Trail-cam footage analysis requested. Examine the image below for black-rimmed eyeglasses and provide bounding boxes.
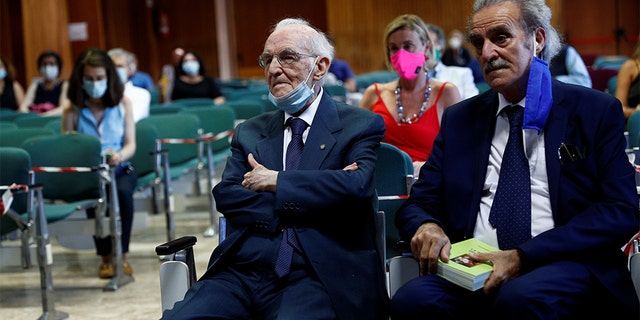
[258,49,317,68]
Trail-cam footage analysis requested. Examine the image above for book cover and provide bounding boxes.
[437,238,500,291]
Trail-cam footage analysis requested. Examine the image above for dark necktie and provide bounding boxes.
[274,117,307,277]
[488,105,531,250]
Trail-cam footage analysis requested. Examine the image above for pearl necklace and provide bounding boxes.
[395,73,432,124]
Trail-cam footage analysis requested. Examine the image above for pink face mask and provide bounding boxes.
[390,49,426,80]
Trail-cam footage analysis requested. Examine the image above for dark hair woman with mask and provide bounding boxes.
[0,55,26,111]
[359,14,461,178]
[19,50,69,116]
[62,48,137,279]
[171,49,226,105]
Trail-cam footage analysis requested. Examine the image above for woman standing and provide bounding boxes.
[19,50,69,116]
[359,14,461,177]
[62,48,137,279]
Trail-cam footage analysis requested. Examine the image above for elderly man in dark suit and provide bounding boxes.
[161,17,389,320]
[391,0,640,319]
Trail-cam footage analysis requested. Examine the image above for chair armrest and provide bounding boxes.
[155,235,197,256]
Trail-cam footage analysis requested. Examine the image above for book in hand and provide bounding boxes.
[437,238,500,291]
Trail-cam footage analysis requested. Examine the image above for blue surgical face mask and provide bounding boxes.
[116,67,129,84]
[0,68,6,80]
[268,58,317,115]
[40,65,59,80]
[83,79,108,99]
[523,35,553,134]
[182,61,200,76]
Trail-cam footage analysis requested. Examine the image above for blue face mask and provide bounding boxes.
[523,37,553,134]
[268,58,317,115]
[83,79,108,99]
[40,65,59,80]
[116,67,129,84]
[0,68,6,80]
[182,61,200,76]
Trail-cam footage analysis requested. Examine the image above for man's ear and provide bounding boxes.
[314,56,331,80]
[535,28,546,56]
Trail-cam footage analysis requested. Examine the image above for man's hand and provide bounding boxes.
[343,162,358,171]
[242,153,278,192]
[468,249,521,294]
[411,223,450,275]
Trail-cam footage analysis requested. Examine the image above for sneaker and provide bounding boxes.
[99,263,114,279]
[123,261,133,276]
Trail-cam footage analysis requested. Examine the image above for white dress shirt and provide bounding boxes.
[474,94,554,248]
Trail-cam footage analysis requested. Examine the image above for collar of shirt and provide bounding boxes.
[283,86,323,130]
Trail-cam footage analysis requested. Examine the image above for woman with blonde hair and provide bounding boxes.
[616,41,640,119]
[359,14,461,177]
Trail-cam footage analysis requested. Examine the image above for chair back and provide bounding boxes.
[138,113,201,166]
[375,142,414,259]
[149,102,185,115]
[0,147,31,235]
[323,84,347,102]
[130,122,159,178]
[22,133,102,202]
[0,127,56,148]
[587,67,618,92]
[224,99,265,121]
[355,70,398,92]
[172,98,215,108]
[0,121,17,130]
[15,115,62,128]
[628,112,640,148]
[180,105,235,153]
[593,55,628,71]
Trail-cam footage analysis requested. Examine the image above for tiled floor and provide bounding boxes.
[0,193,219,319]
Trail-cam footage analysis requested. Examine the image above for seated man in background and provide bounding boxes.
[161,17,389,319]
[108,48,150,122]
[426,24,479,99]
[127,53,156,92]
[328,57,357,93]
[549,43,592,88]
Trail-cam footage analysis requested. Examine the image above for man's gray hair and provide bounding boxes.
[272,18,334,86]
[107,48,134,65]
[468,0,562,62]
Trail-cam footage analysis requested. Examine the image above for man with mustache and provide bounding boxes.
[390,0,640,319]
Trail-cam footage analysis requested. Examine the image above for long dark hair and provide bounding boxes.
[67,48,124,108]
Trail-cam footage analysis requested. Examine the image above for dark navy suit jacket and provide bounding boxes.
[209,93,389,319]
[397,80,640,310]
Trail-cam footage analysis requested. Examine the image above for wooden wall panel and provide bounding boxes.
[20,0,73,83]
[561,0,638,57]
[233,0,327,79]
[326,0,476,75]
[101,0,159,81]
[0,0,26,86]
[67,0,106,61]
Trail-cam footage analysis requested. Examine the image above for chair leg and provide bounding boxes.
[33,187,69,320]
[203,142,217,238]
[161,152,175,242]
[103,166,134,292]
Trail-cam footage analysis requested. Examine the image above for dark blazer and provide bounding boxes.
[209,93,389,319]
[397,80,640,310]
